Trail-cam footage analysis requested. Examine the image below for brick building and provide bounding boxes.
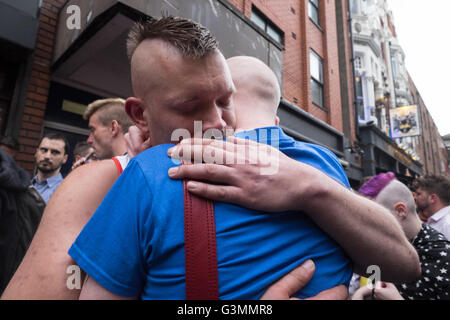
[409,78,448,176]
[443,134,450,175]
[0,0,445,186]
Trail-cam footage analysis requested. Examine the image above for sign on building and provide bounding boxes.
[390,105,421,139]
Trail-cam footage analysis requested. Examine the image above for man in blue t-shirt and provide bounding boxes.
[69,52,352,298]
[69,19,419,300]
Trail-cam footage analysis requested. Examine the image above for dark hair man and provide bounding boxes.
[71,141,96,171]
[353,173,450,300]
[31,132,69,203]
[73,141,94,162]
[84,98,133,160]
[414,175,450,240]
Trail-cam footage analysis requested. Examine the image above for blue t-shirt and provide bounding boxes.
[69,127,352,299]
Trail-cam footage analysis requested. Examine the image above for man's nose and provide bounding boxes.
[87,134,93,144]
[202,105,227,133]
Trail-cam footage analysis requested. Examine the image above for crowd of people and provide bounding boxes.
[0,16,449,300]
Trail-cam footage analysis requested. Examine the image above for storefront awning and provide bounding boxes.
[0,0,40,50]
[52,0,284,99]
[360,124,422,178]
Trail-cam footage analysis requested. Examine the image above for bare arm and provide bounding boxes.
[1,160,119,300]
[167,137,421,282]
[79,276,135,300]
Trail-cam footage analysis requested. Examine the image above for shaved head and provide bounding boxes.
[130,39,183,100]
[227,56,281,130]
[128,16,220,102]
[376,180,417,218]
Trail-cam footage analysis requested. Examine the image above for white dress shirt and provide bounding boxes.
[426,206,450,240]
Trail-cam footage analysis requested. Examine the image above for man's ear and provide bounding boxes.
[275,116,280,126]
[110,120,121,137]
[62,153,68,165]
[429,193,439,204]
[125,97,149,133]
[393,202,407,219]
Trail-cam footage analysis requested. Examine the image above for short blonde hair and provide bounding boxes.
[83,98,133,133]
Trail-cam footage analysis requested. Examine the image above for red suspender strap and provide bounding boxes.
[183,179,219,300]
[111,157,123,175]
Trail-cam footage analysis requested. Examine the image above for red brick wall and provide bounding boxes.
[16,0,66,174]
[227,0,344,134]
[16,0,350,174]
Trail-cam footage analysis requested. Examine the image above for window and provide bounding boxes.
[310,50,324,109]
[355,56,363,69]
[350,0,361,14]
[251,7,283,45]
[391,56,398,78]
[355,72,364,120]
[309,0,320,26]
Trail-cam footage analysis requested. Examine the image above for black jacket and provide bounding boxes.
[0,149,45,295]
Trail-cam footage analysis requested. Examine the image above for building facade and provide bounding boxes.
[0,0,446,186]
[347,0,448,183]
[409,78,449,177]
[443,134,450,175]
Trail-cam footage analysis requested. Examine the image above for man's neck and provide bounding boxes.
[405,215,423,241]
[112,138,128,157]
[235,121,276,133]
[37,170,60,182]
[426,202,447,219]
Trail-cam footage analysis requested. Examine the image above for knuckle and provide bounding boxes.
[215,186,228,200]
[204,163,217,175]
[175,165,186,177]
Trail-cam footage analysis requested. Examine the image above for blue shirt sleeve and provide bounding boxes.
[299,142,351,189]
[68,159,152,297]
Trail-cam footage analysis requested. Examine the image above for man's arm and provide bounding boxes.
[1,160,119,300]
[167,137,421,282]
[79,276,135,300]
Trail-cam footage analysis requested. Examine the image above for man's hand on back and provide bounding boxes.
[167,136,326,213]
[261,260,348,300]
